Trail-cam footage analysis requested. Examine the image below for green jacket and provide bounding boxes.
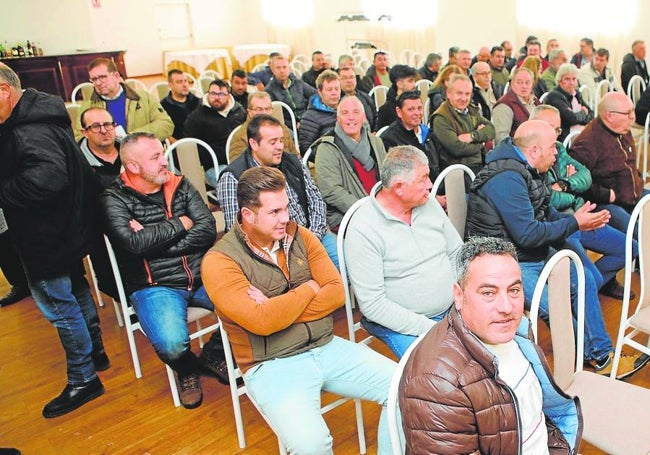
[75,83,174,141]
[431,100,495,168]
[540,67,558,93]
[547,141,591,212]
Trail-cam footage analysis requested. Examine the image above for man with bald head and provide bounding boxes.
[570,92,650,237]
[470,61,502,120]
[467,119,645,378]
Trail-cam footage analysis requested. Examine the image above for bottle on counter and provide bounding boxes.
[11,45,18,57]
[17,43,24,57]
[3,41,11,58]
[26,40,33,57]
[36,42,43,56]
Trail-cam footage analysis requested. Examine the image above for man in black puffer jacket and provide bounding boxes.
[0,64,107,418]
[100,132,222,410]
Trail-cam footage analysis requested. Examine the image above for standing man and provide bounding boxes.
[0,63,108,418]
[160,69,201,142]
[203,166,396,454]
[302,50,328,88]
[400,237,582,454]
[76,58,173,141]
[621,40,649,92]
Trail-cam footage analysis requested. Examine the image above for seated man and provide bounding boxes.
[313,96,387,231]
[540,48,568,93]
[228,91,299,163]
[298,70,341,154]
[570,37,594,69]
[345,146,463,357]
[100,132,225,409]
[264,55,317,125]
[578,48,623,93]
[338,66,376,130]
[376,65,417,130]
[160,69,201,142]
[79,107,121,189]
[470,61,503,121]
[417,52,442,82]
[301,50,328,88]
[229,69,254,110]
[400,237,582,454]
[76,58,173,141]
[247,52,279,90]
[359,51,391,93]
[516,40,550,72]
[217,114,338,268]
[202,166,396,454]
[380,91,440,185]
[570,92,650,237]
[466,119,646,378]
[489,45,510,91]
[431,74,495,176]
[492,68,540,143]
[621,40,649,92]
[183,79,246,186]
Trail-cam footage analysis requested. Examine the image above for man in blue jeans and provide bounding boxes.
[467,119,648,379]
[0,63,108,418]
[345,146,463,358]
[100,132,224,409]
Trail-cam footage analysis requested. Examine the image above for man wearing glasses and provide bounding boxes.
[470,61,503,121]
[79,107,121,189]
[75,58,173,142]
[227,91,299,163]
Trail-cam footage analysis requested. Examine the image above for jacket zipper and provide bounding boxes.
[617,136,639,199]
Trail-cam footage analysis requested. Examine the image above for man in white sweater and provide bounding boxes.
[344,145,463,358]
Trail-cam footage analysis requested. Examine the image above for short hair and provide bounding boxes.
[396,90,422,109]
[315,70,339,90]
[389,65,417,85]
[470,62,489,74]
[373,51,387,61]
[248,90,272,106]
[246,113,282,143]
[527,40,542,50]
[555,63,579,83]
[448,73,471,88]
[511,67,534,81]
[311,50,323,59]
[88,57,118,73]
[548,49,565,61]
[0,63,21,90]
[338,54,354,67]
[525,35,538,45]
[232,69,247,80]
[119,132,157,163]
[167,69,184,81]
[458,49,471,56]
[336,95,364,115]
[380,146,429,189]
[455,237,518,287]
[529,104,560,122]
[80,107,113,129]
[448,46,460,58]
[209,79,230,92]
[500,40,512,48]
[490,45,504,55]
[595,48,610,59]
[237,167,286,211]
[424,53,442,67]
[581,38,594,48]
[632,40,645,50]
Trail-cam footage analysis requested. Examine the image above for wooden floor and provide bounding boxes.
[0,267,648,454]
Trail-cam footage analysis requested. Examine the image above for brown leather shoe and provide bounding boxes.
[178,373,202,409]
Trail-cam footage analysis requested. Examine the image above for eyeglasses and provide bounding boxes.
[208,91,228,98]
[609,109,635,117]
[84,122,116,133]
[249,107,273,113]
[89,74,109,84]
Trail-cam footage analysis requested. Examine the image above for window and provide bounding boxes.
[362,0,438,28]
[262,0,313,28]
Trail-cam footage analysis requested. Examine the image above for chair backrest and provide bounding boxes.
[291,54,310,66]
[271,101,299,147]
[423,98,431,122]
[165,138,219,204]
[627,75,647,106]
[149,81,170,101]
[562,130,581,149]
[184,72,200,96]
[251,62,267,73]
[225,124,242,165]
[387,331,428,455]
[71,82,95,104]
[415,79,432,107]
[375,125,389,137]
[65,103,81,128]
[125,78,148,92]
[593,79,614,116]
[579,85,594,110]
[529,249,585,390]
[412,52,424,69]
[198,69,221,81]
[301,147,313,168]
[399,49,414,65]
[503,81,510,94]
[369,85,389,111]
[431,164,476,239]
[358,58,372,74]
[290,59,308,73]
[539,91,549,103]
[638,112,650,180]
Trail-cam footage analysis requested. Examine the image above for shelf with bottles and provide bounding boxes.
[0,41,44,59]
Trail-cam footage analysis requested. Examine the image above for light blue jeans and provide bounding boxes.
[520,259,613,362]
[361,309,450,359]
[320,231,339,270]
[243,336,397,455]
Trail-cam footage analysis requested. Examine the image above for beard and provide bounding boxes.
[141,168,169,186]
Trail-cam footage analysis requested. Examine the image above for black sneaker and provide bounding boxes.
[42,377,104,418]
[0,286,30,307]
[178,373,202,409]
[599,278,634,300]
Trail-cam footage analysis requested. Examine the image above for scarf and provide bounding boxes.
[335,123,375,171]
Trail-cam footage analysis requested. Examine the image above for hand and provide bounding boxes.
[565,164,576,177]
[477,124,485,130]
[304,279,321,294]
[574,202,610,231]
[458,133,472,143]
[435,195,447,211]
[581,106,588,113]
[247,285,268,304]
[129,219,144,232]
[551,182,563,191]
[179,215,194,231]
[609,189,616,203]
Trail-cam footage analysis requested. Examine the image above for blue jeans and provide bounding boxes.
[129,285,213,368]
[599,189,650,239]
[520,260,612,361]
[27,268,101,385]
[243,336,397,455]
[361,309,449,358]
[321,231,339,270]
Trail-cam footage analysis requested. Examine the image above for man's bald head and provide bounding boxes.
[513,120,558,172]
[598,92,636,134]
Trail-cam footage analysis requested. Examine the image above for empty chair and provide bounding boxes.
[125,78,147,92]
[165,137,220,204]
[149,81,169,101]
[271,100,299,148]
[579,85,594,110]
[431,164,476,238]
[627,74,647,106]
[415,79,432,107]
[369,85,389,111]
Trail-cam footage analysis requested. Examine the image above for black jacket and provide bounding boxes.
[0,88,101,279]
[264,75,317,123]
[621,53,650,94]
[544,86,594,143]
[100,174,216,295]
[160,91,201,140]
[380,120,440,183]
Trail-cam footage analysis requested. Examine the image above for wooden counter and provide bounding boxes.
[0,50,126,102]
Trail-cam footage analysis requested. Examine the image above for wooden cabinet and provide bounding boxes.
[0,50,126,102]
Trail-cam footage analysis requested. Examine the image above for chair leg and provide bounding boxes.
[222,324,246,448]
[112,299,124,328]
[166,365,181,407]
[353,398,367,454]
[86,255,105,307]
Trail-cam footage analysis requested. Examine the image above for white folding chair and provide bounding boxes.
[415,79,432,108]
[539,91,549,103]
[412,52,424,69]
[271,101,299,148]
[387,332,427,455]
[103,236,222,407]
[375,125,389,137]
[637,113,650,181]
[503,81,510,94]
[579,85,594,110]
[198,76,213,96]
[594,79,614,116]
[627,75,647,106]
[529,249,650,454]
[612,194,650,377]
[184,72,200,96]
[198,69,221,81]
[125,78,147,92]
[291,54,310,66]
[431,164,476,238]
[225,124,242,165]
[301,147,313,168]
[369,85,389,111]
[290,59,308,73]
[65,103,81,128]
[358,59,372,74]
[563,130,581,149]
[423,98,431,122]
[149,81,169,101]
[71,82,94,104]
[165,138,220,204]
